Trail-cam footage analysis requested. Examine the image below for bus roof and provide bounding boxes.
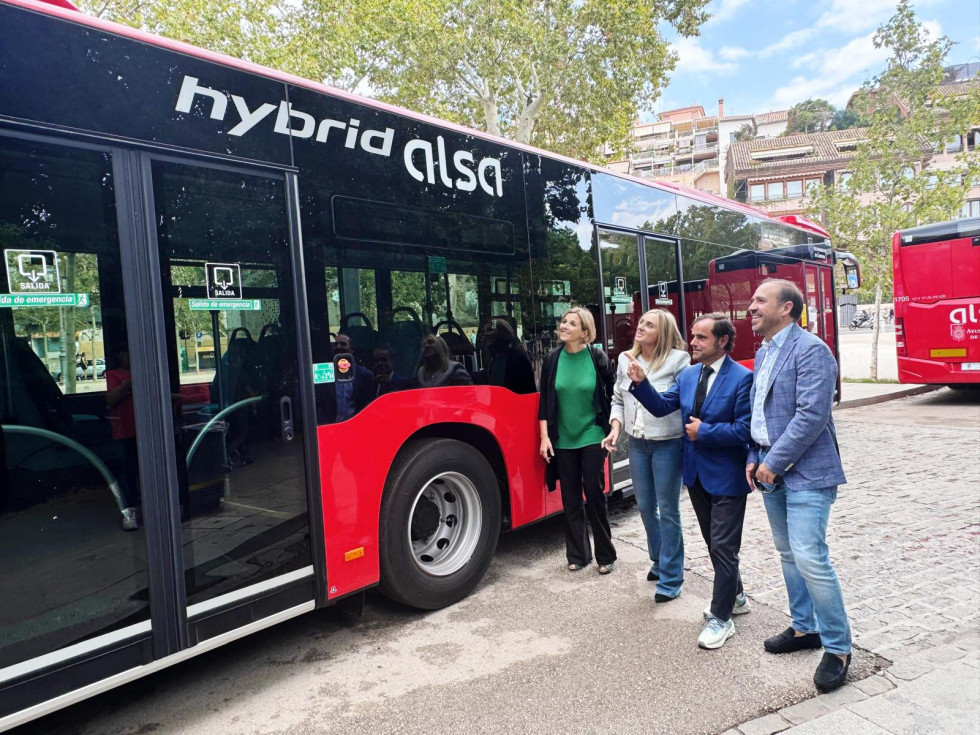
[898,217,980,246]
[12,0,813,238]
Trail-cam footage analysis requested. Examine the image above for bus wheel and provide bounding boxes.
[379,438,501,609]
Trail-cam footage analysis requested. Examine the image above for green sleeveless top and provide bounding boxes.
[554,348,605,449]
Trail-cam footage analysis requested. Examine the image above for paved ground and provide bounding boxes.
[838,328,897,381]
[725,387,980,734]
[16,387,979,735]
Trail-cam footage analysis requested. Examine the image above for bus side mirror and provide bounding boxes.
[844,264,860,290]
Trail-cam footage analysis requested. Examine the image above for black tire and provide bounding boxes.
[378,438,501,609]
[848,324,856,331]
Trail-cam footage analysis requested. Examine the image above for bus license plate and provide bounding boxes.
[962,362,980,371]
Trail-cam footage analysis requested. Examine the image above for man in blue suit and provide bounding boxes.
[745,279,851,693]
[626,313,753,650]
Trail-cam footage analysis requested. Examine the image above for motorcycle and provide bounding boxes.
[848,310,874,330]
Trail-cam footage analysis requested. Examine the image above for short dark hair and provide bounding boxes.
[762,278,805,319]
[693,312,736,353]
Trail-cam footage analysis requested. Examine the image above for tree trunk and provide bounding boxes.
[870,281,883,380]
[480,92,501,138]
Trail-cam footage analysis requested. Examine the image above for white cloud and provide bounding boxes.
[759,29,819,58]
[769,31,890,108]
[707,0,752,25]
[671,37,739,75]
[815,0,941,34]
[815,0,900,34]
[719,45,752,61]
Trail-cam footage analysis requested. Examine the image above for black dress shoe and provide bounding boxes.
[647,568,660,581]
[764,627,823,654]
[814,652,851,692]
[654,592,678,603]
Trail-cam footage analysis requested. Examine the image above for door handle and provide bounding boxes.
[279,396,295,442]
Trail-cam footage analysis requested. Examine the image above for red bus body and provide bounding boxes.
[893,218,980,385]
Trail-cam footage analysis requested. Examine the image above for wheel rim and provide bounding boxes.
[406,471,483,577]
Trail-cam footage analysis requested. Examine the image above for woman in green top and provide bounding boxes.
[538,307,617,573]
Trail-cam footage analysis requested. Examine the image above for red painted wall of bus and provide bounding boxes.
[316,387,559,599]
[893,230,980,385]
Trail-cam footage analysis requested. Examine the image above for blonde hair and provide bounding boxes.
[560,306,597,345]
[628,309,686,371]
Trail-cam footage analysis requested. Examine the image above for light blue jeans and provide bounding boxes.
[762,483,852,655]
[629,435,684,598]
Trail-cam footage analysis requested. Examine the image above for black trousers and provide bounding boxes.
[555,444,616,567]
[688,478,747,621]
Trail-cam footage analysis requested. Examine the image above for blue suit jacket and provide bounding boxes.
[630,355,753,496]
[747,323,846,490]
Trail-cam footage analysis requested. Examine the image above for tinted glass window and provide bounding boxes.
[0,138,149,670]
[293,95,536,418]
[151,161,311,610]
[526,158,603,370]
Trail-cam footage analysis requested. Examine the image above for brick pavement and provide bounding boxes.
[626,388,980,733]
[674,392,980,665]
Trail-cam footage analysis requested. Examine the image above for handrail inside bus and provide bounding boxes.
[0,424,124,510]
[185,395,264,468]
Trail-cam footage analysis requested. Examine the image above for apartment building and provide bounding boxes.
[604,100,788,195]
[726,76,980,218]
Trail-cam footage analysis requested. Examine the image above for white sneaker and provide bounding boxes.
[703,592,751,620]
[698,617,735,650]
[121,507,138,532]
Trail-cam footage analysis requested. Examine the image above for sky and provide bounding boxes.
[656,0,980,119]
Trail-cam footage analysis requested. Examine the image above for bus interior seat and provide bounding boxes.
[339,312,377,365]
[379,307,426,378]
[436,319,476,371]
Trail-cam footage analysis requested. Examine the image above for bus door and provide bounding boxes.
[146,158,317,645]
[595,227,642,495]
[803,263,834,351]
[0,135,158,713]
[818,264,836,353]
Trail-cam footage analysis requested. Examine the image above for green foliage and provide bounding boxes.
[829,108,868,131]
[305,0,712,160]
[786,98,836,134]
[734,121,758,142]
[805,0,980,376]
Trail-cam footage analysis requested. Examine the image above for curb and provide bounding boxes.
[835,384,941,410]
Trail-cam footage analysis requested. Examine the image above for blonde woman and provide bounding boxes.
[538,307,617,573]
[601,309,690,602]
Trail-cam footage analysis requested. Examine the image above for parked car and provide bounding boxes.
[54,358,106,381]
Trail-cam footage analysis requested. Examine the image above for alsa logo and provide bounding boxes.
[175,76,504,197]
[949,304,980,325]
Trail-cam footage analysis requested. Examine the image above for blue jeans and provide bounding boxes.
[629,436,684,597]
[762,484,852,655]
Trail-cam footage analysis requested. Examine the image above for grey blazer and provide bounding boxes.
[747,323,846,491]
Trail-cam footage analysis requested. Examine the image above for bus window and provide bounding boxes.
[0,137,149,670]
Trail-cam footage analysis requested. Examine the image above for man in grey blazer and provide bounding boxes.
[745,279,852,693]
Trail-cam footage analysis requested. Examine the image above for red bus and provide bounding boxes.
[0,0,858,728]
[893,218,980,386]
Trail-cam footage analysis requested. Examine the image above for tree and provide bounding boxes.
[77,0,311,76]
[785,98,836,134]
[306,0,712,160]
[734,121,758,142]
[829,108,868,131]
[805,0,980,379]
